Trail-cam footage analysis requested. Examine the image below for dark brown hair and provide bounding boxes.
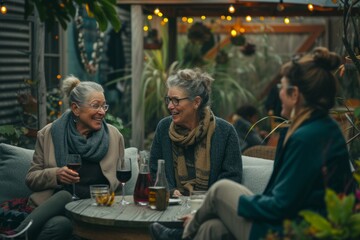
[281,47,341,111]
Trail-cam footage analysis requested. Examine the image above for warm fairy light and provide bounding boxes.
[226,16,232,21]
[163,18,168,23]
[228,5,235,14]
[0,4,7,15]
[154,8,160,15]
[230,29,237,37]
[143,25,149,31]
[239,27,246,33]
[201,15,206,20]
[161,21,166,26]
[220,15,226,20]
[157,12,163,17]
[182,17,188,22]
[284,17,290,24]
[147,15,153,20]
[308,3,314,11]
[245,15,252,22]
[56,74,62,79]
[187,18,194,24]
[259,16,265,21]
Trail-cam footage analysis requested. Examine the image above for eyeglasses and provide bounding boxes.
[277,83,295,90]
[164,96,190,106]
[78,103,109,112]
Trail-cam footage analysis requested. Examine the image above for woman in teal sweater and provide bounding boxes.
[150,68,242,197]
[150,48,355,240]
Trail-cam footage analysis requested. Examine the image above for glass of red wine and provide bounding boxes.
[116,158,132,205]
[66,154,82,201]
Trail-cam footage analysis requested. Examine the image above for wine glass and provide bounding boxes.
[116,158,132,205]
[66,154,82,201]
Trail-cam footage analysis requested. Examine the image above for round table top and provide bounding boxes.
[65,195,191,229]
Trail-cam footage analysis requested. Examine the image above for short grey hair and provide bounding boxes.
[166,68,214,112]
[62,75,104,105]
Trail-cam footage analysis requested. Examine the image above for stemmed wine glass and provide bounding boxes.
[116,158,132,205]
[66,154,82,201]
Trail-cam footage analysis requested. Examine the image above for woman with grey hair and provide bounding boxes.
[149,68,242,196]
[21,75,124,239]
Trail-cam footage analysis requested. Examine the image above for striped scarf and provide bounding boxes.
[169,107,216,193]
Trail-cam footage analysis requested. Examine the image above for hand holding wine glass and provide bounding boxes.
[66,154,82,201]
[116,158,132,205]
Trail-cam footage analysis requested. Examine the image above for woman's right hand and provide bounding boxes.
[172,189,182,197]
[56,166,79,184]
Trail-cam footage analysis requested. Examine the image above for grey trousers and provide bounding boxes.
[16,190,73,240]
[183,180,253,240]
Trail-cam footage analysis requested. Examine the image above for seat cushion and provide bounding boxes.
[0,144,33,203]
[242,156,274,194]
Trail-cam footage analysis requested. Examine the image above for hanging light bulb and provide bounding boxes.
[0,1,7,15]
[277,0,285,12]
[284,17,290,24]
[230,29,237,37]
[245,15,252,22]
[228,5,235,14]
[154,7,160,15]
[308,3,314,11]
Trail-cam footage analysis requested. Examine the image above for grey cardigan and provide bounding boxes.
[150,116,243,191]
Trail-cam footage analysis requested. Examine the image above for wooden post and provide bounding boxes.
[34,11,47,129]
[131,5,144,149]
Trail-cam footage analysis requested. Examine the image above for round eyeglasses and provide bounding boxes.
[77,103,109,112]
[164,96,190,106]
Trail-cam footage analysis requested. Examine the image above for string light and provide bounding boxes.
[230,29,237,37]
[201,15,206,20]
[308,3,314,11]
[245,15,252,22]
[154,8,160,15]
[143,25,149,31]
[163,18,168,23]
[187,17,193,24]
[181,17,187,22]
[226,16,232,21]
[228,5,235,14]
[147,15,153,20]
[0,0,7,15]
[284,17,290,24]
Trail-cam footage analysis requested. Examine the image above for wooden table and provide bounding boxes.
[65,196,190,240]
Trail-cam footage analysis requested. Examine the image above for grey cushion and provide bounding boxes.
[0,143,33,203]
[242,156,274,194]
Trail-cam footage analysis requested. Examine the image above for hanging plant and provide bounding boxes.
[75,7,105,75]
[231,34,246,46]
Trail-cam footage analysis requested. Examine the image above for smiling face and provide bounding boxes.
[279,76,298,119]
[71,91,106,136]
[167,87,201,130]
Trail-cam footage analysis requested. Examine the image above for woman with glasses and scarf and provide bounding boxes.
[149,68,242,198]
[19,75,125,240]
[150,48,355,240]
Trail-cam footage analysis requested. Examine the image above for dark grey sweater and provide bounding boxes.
[150,116,243,192]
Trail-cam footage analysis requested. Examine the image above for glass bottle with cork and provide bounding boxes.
[149,159,170,211]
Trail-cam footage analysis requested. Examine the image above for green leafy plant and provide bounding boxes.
[24,0,120,31]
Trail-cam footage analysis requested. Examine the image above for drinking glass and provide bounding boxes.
[116,158,132,205]
[66,154,82,201]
